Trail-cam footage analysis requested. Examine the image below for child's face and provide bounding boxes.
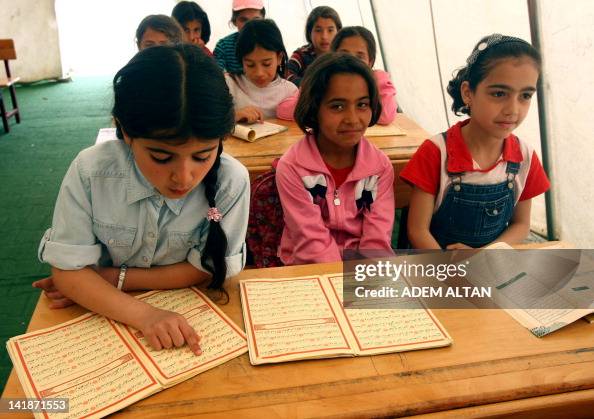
[139,28,172,50]
[317,73,372,152]
[124,136,219,199]
[336,36,372,67]
[242,46,282,88]
[311,18,338,55]
[235,9,263,31]
[182,20,203,46]
[462,57,539,140]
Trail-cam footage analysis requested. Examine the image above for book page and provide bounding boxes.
[365,123,406,137]
[325,275,452,355]
[120,288,247,386]
[466,245,594,336]
[7,313,160,419]
[240,276,354,365]
[232,121,288,142]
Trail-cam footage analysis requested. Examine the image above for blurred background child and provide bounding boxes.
[287,6,342,86]
[135,14,183,50]
[171,1,213,55]
[214,0,266,74]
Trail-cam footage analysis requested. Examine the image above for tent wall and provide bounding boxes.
[0,0,62,82]
[373,0,554,239]
[536,1,594,247]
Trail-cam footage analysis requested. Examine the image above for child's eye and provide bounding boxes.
[193,155,210,162]
[151,155,171,164]
[330,104,344,111]
[358,102,370,109]
[491,91,506,98]
[522,92,534,100]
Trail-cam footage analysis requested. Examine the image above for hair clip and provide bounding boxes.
[207,207,223,222]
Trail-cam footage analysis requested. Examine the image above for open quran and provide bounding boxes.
[6,288,247,418]
[239,274,452,365]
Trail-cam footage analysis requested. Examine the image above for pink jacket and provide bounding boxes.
[276,134,395,265]
[277,69,398,125]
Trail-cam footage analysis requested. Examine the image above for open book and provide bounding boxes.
[468,242,594,337]
[365,122,407,137]
[239,274,452,365]
[231,121,288,142]
[6,288,247,419]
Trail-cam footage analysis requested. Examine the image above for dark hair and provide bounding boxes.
[231,7,266,26]
[331,26,376,67]
[447,33,542,116]
[112,45,234,290]
[135,15,183,48]
[235,19,288,77]
[295,52,381,136]
[171,1,211,43]
[305,6,342,44]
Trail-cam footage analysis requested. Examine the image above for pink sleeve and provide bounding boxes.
[276,159,342,264]
[399,140,441,195]
[375,70,397,125]
[359,157,395,252]
[519,152,550,201]
[276,90,299,121]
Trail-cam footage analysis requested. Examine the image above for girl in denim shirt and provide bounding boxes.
[33,45,250,355]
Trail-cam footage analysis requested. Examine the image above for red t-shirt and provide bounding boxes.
[325,162,353,188]
[400,120,550,210]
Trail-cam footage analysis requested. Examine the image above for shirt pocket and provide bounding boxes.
[167,228,203,263]
[481,194,513,231]
[93,220,137,266]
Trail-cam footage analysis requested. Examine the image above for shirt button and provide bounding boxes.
[143,256,149,263]
[108,239,115,245]
[148,232,155,239]
[493,209,499,215]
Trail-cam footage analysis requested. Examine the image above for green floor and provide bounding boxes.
[0,77,112,392]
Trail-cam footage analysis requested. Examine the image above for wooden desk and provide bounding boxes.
[225,114,429,209]
[4,242,593,418]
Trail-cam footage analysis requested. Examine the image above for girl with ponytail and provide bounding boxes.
[401,34,549,249]
[33,44,250,355]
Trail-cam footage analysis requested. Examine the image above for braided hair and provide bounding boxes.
[112,44,235,290]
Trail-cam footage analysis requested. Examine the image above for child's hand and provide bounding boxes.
[32,276,75,309]
[446,242,473,250]
[139,307,202,356]
[236,106,264,124]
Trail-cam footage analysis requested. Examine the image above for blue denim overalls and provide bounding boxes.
[429,134,519,248]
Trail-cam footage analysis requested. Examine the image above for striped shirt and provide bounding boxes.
[287,44,317,87]
[214,32,243,75]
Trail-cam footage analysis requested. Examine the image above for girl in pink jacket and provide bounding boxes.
[276,53,395,265]
[277,26,398,125]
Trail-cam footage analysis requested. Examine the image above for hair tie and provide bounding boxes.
[466,33,531,74]
[207,207,223,222]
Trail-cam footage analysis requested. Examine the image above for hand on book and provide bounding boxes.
[236,106,264,124]
[139,306,203,356]
[32,276,75,309]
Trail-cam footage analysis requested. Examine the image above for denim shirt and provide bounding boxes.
[38,140,249,278]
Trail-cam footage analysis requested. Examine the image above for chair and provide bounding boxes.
[0,39,21,133]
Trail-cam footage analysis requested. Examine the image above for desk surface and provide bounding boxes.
[224,114,429,172]
[3,242,594,418]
